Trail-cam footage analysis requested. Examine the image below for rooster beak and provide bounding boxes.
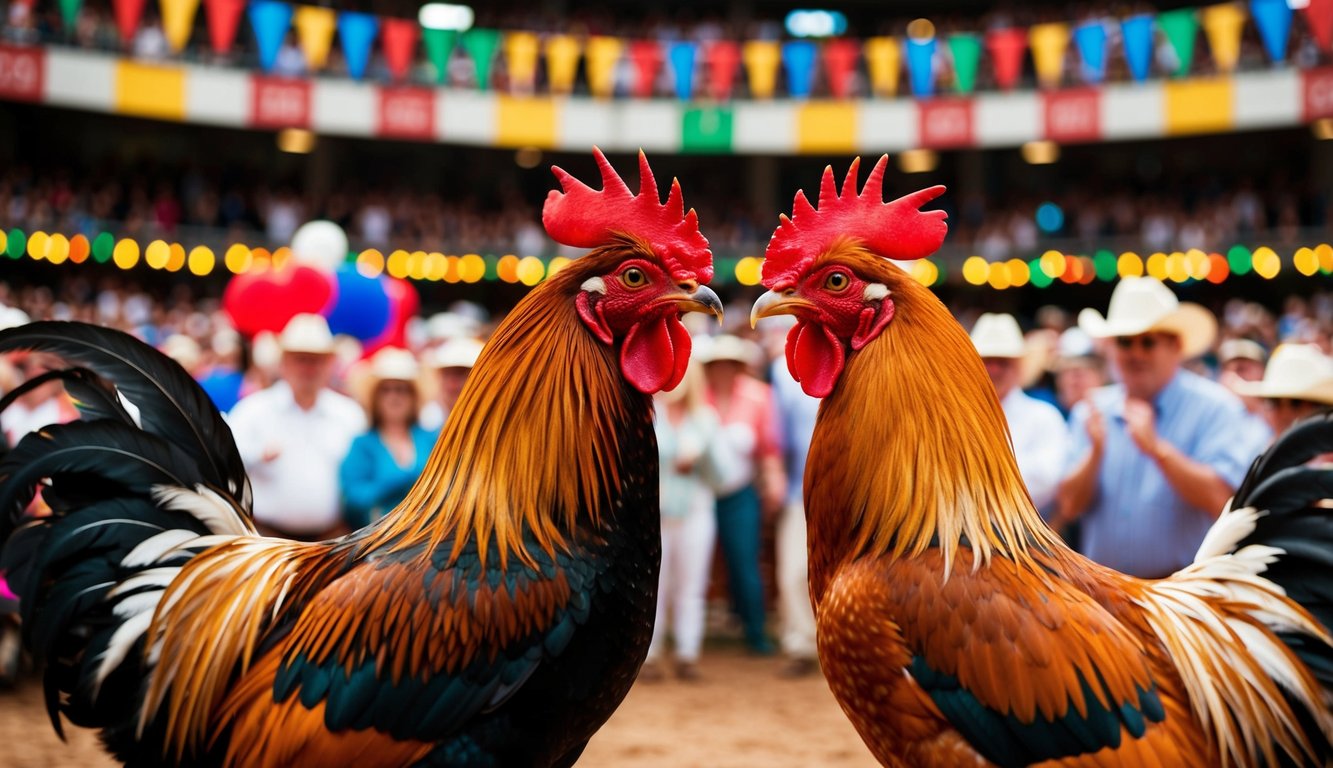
[750,289,815,329]
[673,284,724,324]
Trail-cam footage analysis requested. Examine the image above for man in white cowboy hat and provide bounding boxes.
[970,313,1069,514]
[227,313,367,540]
[419,336,485,431]
[1054,277,1266,578]
[1233,343,1333,437]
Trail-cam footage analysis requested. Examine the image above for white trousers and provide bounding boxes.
[648,504,717,663]
[777,502,817,659]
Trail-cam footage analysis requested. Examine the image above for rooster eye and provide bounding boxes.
[824,272,850,292]
[620,268,647,288]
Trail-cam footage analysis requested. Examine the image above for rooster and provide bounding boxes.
[0,148,722,767]
[750,156,1333,767]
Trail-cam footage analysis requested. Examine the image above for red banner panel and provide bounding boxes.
[377,87,436,140]
[0,45,44,102]
[250,76,311,129]
[918,98,974,148]
[1043,87,1102,142]
[1303,67,1333,121]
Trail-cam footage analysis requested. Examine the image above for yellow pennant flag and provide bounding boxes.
[159,0,200,53]
[546,35,581,94]
[585,36,623,98]
[1029,22,1069,88]
[1202,2,1246,72]
[743,40,780,98]
[863,37,901,97]
[293,5,336,71]
[506,31,541,93]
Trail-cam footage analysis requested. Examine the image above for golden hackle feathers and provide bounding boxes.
[361,246,638,569]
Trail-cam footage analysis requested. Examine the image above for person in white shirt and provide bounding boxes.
[227,314,366,540]
[970,313,1069,514]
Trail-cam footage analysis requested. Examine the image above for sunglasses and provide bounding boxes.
[1114,334,1168,351]
[378,382,415,396]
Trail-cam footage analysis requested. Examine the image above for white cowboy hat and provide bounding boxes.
[427,337,484,370]
[1232,344,1333,405]
[1077,277,1217,359]
[369,347,420,382]
[278,313,336,355]
[970,313,1026,359]
[694,334,761,367]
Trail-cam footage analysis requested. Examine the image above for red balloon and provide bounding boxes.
[363,277,419,355]
[222,265,336,337]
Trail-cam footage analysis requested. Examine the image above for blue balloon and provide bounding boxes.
[324,266,392,341]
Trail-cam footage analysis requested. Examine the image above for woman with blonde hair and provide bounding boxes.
[642,358,741,682]
[339,347,440,528]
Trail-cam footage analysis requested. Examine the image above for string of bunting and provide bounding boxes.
[4,227,1331,290]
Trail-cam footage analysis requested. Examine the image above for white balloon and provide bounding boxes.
[290,220,349,272]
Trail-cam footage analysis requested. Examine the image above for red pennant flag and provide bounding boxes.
[986,27,1028,90]
[1306,0,1333,51]
[204,0,245,54]
[629,40,662,98]
[382,18,420,82]
[112,0,146,43]
[823,38,860,98]
[706,40,740,99]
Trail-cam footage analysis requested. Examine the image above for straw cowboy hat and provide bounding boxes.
[970,313,1026,359]
[694,334,762,367]
[278,313,336,355]
[427,337,484,370]
[1077,277,1217,359]
[349,347,425,413]
[1232,344,1333,405]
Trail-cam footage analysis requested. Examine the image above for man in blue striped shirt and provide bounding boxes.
[1054,277,1265,578]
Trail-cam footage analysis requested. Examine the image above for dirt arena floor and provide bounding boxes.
[0,646,878,768]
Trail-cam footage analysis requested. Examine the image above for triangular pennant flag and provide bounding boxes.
[906,37,935,97]
[382,19,420,82]
[1202,3,1246,71]
[423,28,457,84]
[1073,21,1108,83]
[112,0,146,43]
[58,0,82,31]
[823,38,860,98]
[585,36,623,98]
[461,28,502,90]
[204,0,245,54]
[545,35,581,94]
[1029,22,1069,88]
[669,41,699,100]
[629,40,662,97]
[863,36,900,97]
[706,40,740,99]
[160,0,201,53]
[1121,14,1155,81]
[1157,8,1199,76]
[248,0,293,73]
[743,40,780,98]
[1251,0,1293,62]
[293,5,336,71]
[1305,0,1333,52]
[986,28,1027,90]
[505,31,541,92]
[948,33,981,94]
[782,40,817,98]
[336,11,377,80]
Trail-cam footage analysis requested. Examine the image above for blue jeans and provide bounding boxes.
[715,484,771,652]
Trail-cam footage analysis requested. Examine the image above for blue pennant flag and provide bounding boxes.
[249,0,293,73]
[782,40,817,98]
[1251,0,1293,62]
[906,37,936,97]
[1073,21,1108,84]
[337,12,379,80]
[669,41,698,100]
[1121,14,1154,82]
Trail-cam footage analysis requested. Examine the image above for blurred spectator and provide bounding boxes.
[970,313,1068,514]
[339,348,439,528]
[643,362,737,682]
[1051,328,1107,419]
[0,351,77,446]
[1055,277,1266,578]
[227,314,366,541]
[420,337,484,431]
[1233,344,1333,437]
[697,334,784,656]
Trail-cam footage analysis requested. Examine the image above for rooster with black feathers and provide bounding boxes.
[0,148,722,767]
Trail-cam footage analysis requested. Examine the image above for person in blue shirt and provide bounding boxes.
[339,347,440,529]
[1054,277,1266,579]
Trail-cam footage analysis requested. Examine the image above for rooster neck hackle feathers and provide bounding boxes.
[363,248,646,569]
[804,255,1062,580]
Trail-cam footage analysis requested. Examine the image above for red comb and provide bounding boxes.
[543,147,713,283]
[762,156,947,286]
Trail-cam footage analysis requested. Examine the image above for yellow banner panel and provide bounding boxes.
[797,102,857,153]
[496,95,557,147]
[1164,78,1233,135]
[115,61,185,120]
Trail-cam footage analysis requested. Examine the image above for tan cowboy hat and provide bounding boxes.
[1077,277,1217,359]
[1232,344,1333,405]
[427,337,484,370]
[278,313,336,355]
[349,346,425,414]
[970,313,1026,359]
[694,334,761,367]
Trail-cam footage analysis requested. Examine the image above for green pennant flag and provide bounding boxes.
[423,29,458,84]
[948,33,982,94]
[57,0,82,32]
[1158,8,1198,77]
[462,28,502,91]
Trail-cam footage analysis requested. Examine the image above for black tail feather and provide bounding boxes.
[1234,410,1333,506]
[0,322,249,505]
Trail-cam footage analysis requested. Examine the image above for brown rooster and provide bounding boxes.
[750,156,1333,767]
[0,148,722,767]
